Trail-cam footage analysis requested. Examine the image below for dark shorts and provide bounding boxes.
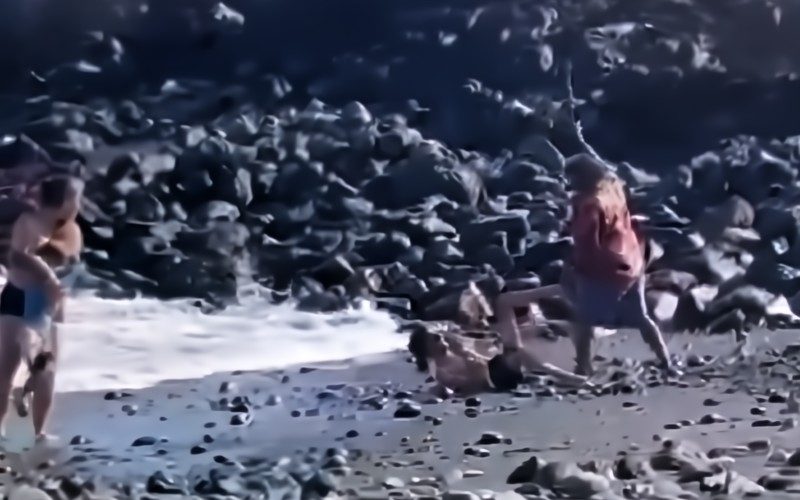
[0,282,50,327]
[561,266,648,328]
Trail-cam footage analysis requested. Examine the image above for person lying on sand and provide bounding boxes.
[0,175,83,441]
[493,154,678,378]
[408,323,588,395]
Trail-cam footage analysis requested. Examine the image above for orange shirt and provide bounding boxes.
[570,193,644,293]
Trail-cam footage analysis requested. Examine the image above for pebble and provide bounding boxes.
[753,419,782,428]
[699,413,728,425]
[394,402,422,419]
[131,436,157,447]
[382,477,404,489]
[69,435,92,446]
[476,432,503,445]
[464,397,481,407]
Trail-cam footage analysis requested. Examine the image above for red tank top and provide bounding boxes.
[570,193,644,293]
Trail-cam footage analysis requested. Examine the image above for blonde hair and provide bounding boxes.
[592,174,627,211]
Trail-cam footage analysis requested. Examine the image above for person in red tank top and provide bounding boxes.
[493,154,676,378]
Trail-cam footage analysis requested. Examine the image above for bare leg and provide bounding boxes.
[0,317,24,436]
[30,323,58,439]
[639,317,670,366]
[570,321,595,376]
[495,285,564,347]
[626,278,671,367]
[29,367,54,438]
[512,350,588,386]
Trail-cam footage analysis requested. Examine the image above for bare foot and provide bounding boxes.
[35,433,58,445]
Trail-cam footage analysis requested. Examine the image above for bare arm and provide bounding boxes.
[8,215,58,286]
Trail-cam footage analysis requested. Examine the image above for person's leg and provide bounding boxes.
[570,321,595,376]
[0,317,24,436]
[29,363,55,439]
[623,278,671,367]
[495,285,563,347]
[29,322,58,439]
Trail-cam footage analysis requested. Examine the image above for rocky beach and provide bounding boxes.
[2,0,800,498]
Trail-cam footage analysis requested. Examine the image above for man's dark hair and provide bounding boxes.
[39,176,80,208]
[407,327,430,372]
[488,354,524,391]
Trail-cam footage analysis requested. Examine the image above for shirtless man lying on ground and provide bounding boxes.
[407,320,589,395]
[0,175,83,440]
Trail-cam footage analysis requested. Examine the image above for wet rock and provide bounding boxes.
[302,471,337,499]
[131,436,157,447]
[758,473,797,491]
[507,457,541,484]
[394,401,422,419]
[699,413,728,425]
[146,471,186,495]
[786,449,800,466]
[230,413,252,426]
[477,432,504,445]
[382,477,404,489]
[104,391,132,401]
[442,492,481,500]
[536,461,611,498]
[69,435,92,446]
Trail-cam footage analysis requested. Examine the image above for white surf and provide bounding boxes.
[50,288,405,393]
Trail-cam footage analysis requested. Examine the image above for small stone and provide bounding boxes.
[465,397,481,407]
[382,477,405,489]
[477,432,503,445]
[751,407,767,416]
[345,430,359,438]
[190,445,207,455]
[703,398,721,407]
[748,439,771,453]
[780,418,797,431]
[104,391,131,401]
[699,413,728,425]
[132,436,157,447]
[443,492,481,500]
[465,408,479,418]
[394,402,422,419]
[203,434,214,444]
[69,435,92,446]
[230,413,252,426]
[464,447,491,458]
[753,419,782,428]
[786,449,800,466]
